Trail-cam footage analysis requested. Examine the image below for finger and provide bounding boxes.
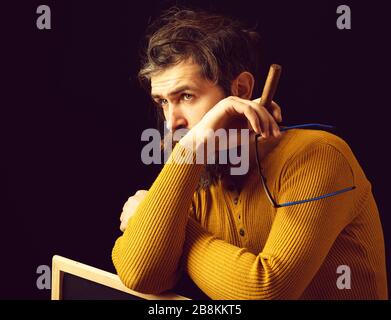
[120,209,130,222]
[254,106,272,138]
[252,97,261,104]
[123,196,139,210]
[123,196,134,209]
[134,190,148,201]
[122,199,132,211]
[231,97,270,137]
[236,97,281,138]
[251,97,282,123]
[120,210,132,231]
[254,103,281,137]
[265,110,281,137]
[232,101,262,135]
[233,98,270,138]
[135,190,147,196]
[269,101,282,123]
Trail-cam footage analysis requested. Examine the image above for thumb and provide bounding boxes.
[135,190,148,196]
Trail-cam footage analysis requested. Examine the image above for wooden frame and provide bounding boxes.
[51,255,190,300]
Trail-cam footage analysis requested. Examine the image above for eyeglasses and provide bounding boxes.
[255,123,356,208]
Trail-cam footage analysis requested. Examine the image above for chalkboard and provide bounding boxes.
[61,272,144,300]
[51,255,190,300]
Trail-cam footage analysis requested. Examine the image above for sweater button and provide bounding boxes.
[233,197,238,205]
[239,228,245,236]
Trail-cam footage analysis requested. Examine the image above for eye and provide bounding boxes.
[182,93,193,101]
[156,98,168,107]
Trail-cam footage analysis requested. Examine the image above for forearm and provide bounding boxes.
[183,211,345,300]
[112,142,204,294]
[183,218,285,300]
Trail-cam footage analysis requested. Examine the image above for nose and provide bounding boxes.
[165,104,188,132]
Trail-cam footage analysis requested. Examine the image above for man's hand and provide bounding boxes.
[179,96,282,151]
[200,96,281,138]
[200,96,282,137]
[119,190,148,232]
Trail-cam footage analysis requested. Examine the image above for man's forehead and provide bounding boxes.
[151,61,203,94]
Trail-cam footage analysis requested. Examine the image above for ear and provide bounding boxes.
[231,71,255,99]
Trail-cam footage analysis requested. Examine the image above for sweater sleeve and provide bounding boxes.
[182,143,357,299]
[112,143,204,294]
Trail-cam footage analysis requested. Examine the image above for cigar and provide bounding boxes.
[260,64,282,107]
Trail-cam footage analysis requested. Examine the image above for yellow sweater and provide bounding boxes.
[112,129,388,299]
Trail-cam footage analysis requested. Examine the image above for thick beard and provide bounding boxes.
[161,131,230,191]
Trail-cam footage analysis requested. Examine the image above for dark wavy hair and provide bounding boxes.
[138,7,262,97]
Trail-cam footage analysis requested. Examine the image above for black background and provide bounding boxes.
[4,0,390,299]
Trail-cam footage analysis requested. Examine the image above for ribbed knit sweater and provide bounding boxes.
[112,129,388,299]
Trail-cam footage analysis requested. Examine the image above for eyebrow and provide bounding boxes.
[151,85,197,99]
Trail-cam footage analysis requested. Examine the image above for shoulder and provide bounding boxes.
[280,129,355,166]
[275,129,358,189]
